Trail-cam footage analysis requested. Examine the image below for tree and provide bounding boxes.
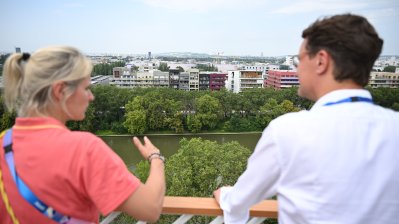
[134,137,252,223]
[0,54,10,75]
[279,64,290,70]
[158,62,170,72]
[66,104,96,132]
[195,64,218,72]
[383,65,396,73]
[176,66,184,72]
[194,94,221,130]
[124,110,147,134]
[124,96,147,134]
[92,61,125,76]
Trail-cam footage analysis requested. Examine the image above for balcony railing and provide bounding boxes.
[101,196,278,224]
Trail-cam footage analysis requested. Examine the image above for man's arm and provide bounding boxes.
[214,125,281,223]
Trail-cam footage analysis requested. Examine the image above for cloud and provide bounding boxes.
[272,0,368,14]
[139,0,263,12]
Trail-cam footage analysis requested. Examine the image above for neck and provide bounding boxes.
[315,80,363,101]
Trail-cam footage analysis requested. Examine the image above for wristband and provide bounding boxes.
[147,152,165,163]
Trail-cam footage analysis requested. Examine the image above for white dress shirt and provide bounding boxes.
[220,89,399,224]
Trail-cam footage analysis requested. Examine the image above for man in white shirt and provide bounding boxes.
[214,14,399,224]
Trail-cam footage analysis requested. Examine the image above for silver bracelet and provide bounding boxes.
[147,153,165,163]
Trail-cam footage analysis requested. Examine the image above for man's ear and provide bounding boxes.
[315,50,330,75]
[52,82,65,102]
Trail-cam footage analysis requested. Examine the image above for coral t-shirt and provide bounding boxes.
[0,117,141,223]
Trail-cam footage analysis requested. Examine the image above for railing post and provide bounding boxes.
[100,211,121,224]
[172,214,194,224]
[209,215,224,224]
[247,217,267,224]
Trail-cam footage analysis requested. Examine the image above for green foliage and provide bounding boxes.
[66,104,96,131]
[0,95,15,131]
[43,85,396,135]
[92,61,125,76]
[257,98,300,128]
[176,66,184,72]
[392,102,399,111]
[124,110,147,134]
[134,137,252,223]
[158,62,170,72]
[0,54,11,75]
[193,94,222,130]
[383,65,397,73]
[279,64,290,70]
[195,64,218,72]
[187,114,202,133]
[135,137,251,196]
[369,87,399,109]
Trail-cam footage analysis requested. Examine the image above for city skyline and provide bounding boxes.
[1,0,398,57]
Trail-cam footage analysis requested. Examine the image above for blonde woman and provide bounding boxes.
[0,46,165,224]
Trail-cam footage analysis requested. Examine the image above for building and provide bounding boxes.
[209,73,227,91]
[226,70,264,93]
[198,72,227,91]
[264,70,299,89]
[199,73,210,90]
[369,72,399,88]
[153,70,169,88]
[179,72,190,91]
[188,69,199,91]
[169,69,180,89]
[110,66,169,88]
[91,75,110,85]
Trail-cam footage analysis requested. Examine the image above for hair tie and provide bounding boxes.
[21,53,30,61]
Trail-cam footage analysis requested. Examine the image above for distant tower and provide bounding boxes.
[261,52,264,57]
[148,51,152,60]
[15,47,21,53]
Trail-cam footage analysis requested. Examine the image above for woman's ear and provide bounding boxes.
[52,82,65,101]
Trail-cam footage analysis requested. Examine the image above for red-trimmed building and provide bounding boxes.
[265,70,299,89]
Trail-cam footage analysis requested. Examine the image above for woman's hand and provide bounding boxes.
[132,136,160,160]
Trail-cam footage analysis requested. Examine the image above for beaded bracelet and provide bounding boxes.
[147,152,165,163]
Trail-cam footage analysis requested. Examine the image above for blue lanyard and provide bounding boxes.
[2,129,71,223]
[323,96,373,106]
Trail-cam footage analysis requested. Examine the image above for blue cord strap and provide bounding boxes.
[323,96,373,106]
[3,129,70,223]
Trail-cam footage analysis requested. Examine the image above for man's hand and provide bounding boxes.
[213,188,222,205]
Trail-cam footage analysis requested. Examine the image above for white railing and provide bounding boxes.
[100,196,278,224]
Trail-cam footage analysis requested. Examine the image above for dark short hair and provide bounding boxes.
[302,14,383,86]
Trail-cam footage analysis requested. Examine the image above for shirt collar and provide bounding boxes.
[14,117,67,130]
[311,89,372,111]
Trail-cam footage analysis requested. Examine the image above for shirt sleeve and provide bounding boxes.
[82,136,141,215]
[220,124,281,223]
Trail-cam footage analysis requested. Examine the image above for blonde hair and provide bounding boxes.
[2,46,93,117]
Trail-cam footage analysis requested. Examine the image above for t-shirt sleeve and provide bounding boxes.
[81,135,141,215]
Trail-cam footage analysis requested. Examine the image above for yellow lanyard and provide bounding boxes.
[0,130,20,224]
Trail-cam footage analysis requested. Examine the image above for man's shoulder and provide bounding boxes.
[272,110,311,124]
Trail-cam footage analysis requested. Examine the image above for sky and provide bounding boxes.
[1,0,398,57]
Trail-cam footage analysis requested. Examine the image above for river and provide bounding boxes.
[100,133,262,169]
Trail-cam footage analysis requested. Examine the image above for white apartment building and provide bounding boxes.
[226,70,264,93]
[369,72,399,88]
[187,68,199,91]
[110,66,169,88]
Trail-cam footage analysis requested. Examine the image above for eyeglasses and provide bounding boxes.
[293,51,308,68]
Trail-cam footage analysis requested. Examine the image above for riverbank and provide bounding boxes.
[97,131,262,137]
